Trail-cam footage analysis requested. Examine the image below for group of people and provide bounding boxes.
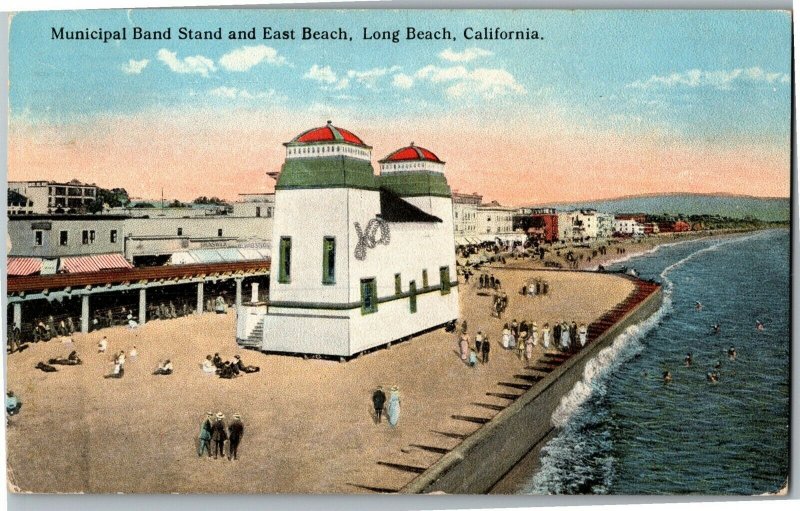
[478,273,502,290]
[491,292,509,319]
[520,278,550,297]
[501,319,588,354]
[664,344,740,385]
[31,315,76,342]
[202,353,260,379]
[458,322,490,367]
[371,385,401,427]
[198,411,245,460]
[35,339,82,373]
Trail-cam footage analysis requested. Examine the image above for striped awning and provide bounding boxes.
[7,257,43,276]
[60,254,133,274]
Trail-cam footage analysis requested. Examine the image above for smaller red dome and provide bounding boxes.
[380,143,443,164]
[288,121,368,147]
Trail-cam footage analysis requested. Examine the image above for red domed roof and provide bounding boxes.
[288,121,369,147]
[380,143,443,164]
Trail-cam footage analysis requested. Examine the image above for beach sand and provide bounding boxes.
[6,269,634,494]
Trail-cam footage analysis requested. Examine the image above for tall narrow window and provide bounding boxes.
[360,278,378,314]
[110,230,118,243]
[177,227,183,236]
[255,206,261,217]
[322,237,336,285]
[90,230,96,244]
[82,230,89,245]
[440,266,451,295]
[218,229,223,237]
[422,269,429,288]
[409,280,417,313]
[59,231,68,246]
[279,237,292,283]
[34,230,43,246]
[394,273,402,296]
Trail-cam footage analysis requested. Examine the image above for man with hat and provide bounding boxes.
[198,412,213,457]
[372,386,386,423]
[227,413,245,460]
[211,412,227,459]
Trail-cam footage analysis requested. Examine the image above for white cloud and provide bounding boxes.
[415,65,526,99]
[157,49,216,76]
[392,73,414,89]
[627,66,790,90]
[304,64,338,84]
[121,58,149,75]
[208,86,286,101]
[439,47,494,62]
[346,66,402,89]
[218,45,286,72]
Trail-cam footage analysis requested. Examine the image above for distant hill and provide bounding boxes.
[534,193,790,222]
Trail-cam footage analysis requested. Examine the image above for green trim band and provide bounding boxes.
[268,281,459,310]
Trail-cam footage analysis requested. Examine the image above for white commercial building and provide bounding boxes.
[237,123,459,358]
[452,192,482,245]
[614,219,645,236]
[8,180,98,214]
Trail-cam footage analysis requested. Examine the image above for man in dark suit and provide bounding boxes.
[481,335,490,364]
[211,412,227,459]
[372,386,386,423]
[227,414,244,460]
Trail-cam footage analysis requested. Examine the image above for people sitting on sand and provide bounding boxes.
[233,355,260,373]
[218,361,239,379]
[685,352,693,367]
[48,350,82,366]
[104,361,123,379]
[129,346,138,360]
[35,360,57,372]
[663,370,672,384]
[153,359,173,376]
[728,346,737,361]
[98,336,108,353]
[115,351,126,368]
[215,296,227,314]
[202,355,217,373]
[212,353,223,369]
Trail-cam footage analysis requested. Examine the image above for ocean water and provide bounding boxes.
[523,229,790,495]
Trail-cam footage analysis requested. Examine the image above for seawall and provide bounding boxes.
[400,275,663,494]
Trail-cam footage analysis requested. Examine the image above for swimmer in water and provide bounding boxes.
[756,320,765,331]
[711,324,721,335]
[714,360,722,370]
[684,352,693,367]
[707,371,719,383]
[663,370,673,384]
[728,346,737,360]
[695,301,703,311]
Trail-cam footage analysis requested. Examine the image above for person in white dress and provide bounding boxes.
[578,324,588,347]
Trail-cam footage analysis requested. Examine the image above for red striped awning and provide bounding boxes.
[7,257,43,276]
[60,254,133,274]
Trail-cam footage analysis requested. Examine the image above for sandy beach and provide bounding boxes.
[6,268,635,494]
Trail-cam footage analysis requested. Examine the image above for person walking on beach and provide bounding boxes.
[468,349,478,367]
[459,333,470,362]
[211,412,227,459]
[474,331,483,357]
[198,412,213,457]
[460,320,468,335]
[524,333,535,366]
[227,413,244,460]
[501,324,513,350]
[372,386,386,423]
[387,386,401,427]
[542,323,551,350]
[510,319,519,338]
[98,336,108,353]
[560,322,570,352]
[569,321,578,352]
[516,331,526,360]
[578,323,588,348]
[481,334,490,364]
[553,322,562,346]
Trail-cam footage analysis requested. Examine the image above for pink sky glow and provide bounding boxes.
[8,107,790,206]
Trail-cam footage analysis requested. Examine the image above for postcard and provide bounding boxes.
[4,8,791,495]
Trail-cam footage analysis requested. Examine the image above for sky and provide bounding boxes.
[7,9,793,205]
